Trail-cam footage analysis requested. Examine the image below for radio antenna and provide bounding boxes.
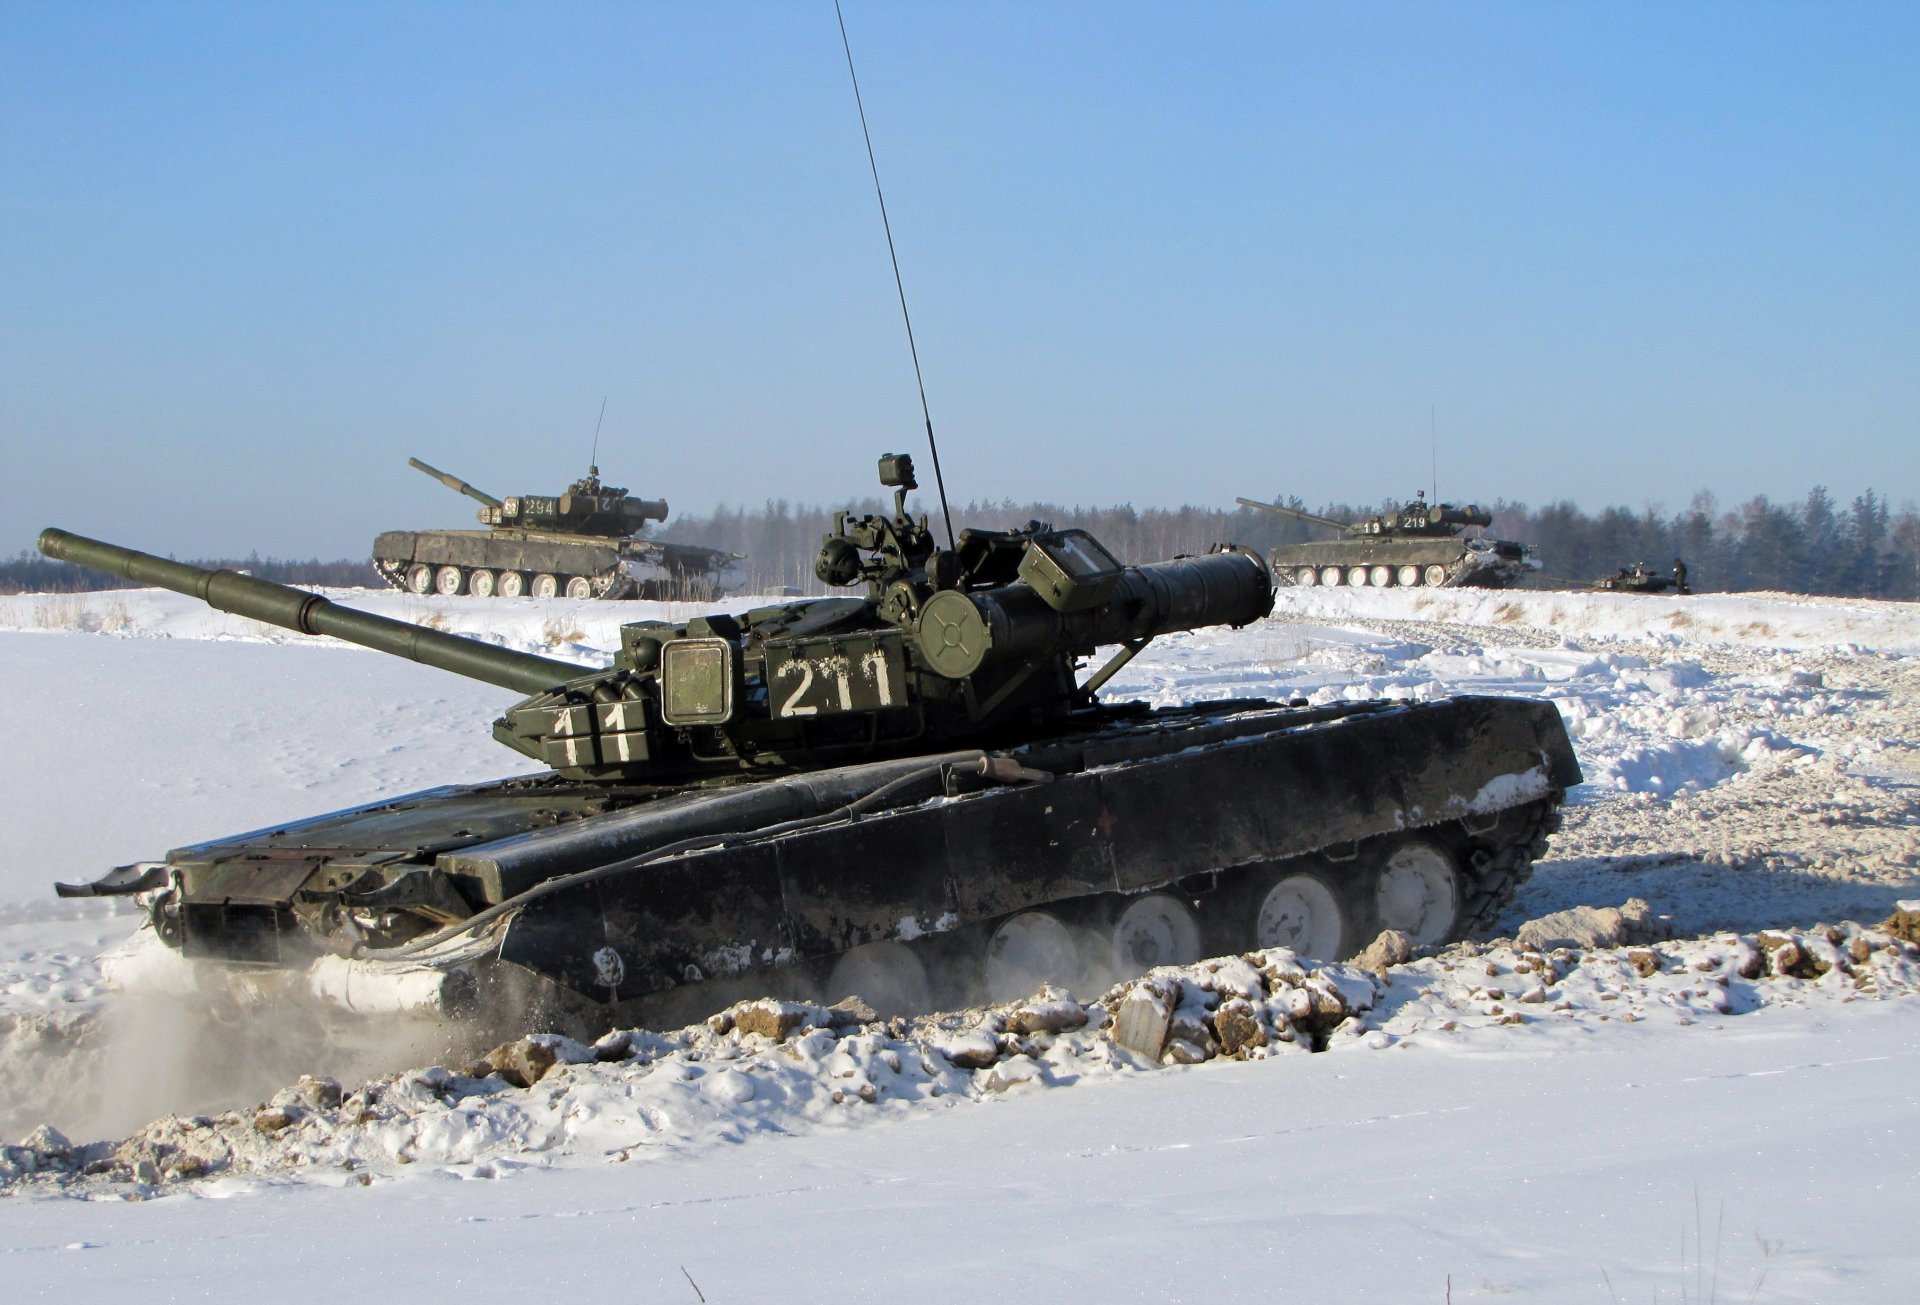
[834,0,955,548]
[590,395,607,475]
[1429,404,1437,503]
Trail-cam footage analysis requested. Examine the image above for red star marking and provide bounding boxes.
[1095,807,1118,838]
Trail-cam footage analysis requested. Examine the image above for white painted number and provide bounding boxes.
[553,708,584,766]
[864,649,895,706]
[777,646,899,717]
[777,660,818,717]
[827,655,853,711]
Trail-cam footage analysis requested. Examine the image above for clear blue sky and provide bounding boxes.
[3,2,1916,559]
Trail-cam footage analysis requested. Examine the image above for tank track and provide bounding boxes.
[835,792,1565,1012]
[1270,558,1468,589]
[1456,796,1561,935]
[1269,559,1531,590]
[1274,548,1528,591]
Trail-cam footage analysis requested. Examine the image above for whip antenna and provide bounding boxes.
[590,395,607,474]
[835,0,955,548]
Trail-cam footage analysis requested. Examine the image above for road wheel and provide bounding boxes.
[495,571,526,598]
[984,911,1078,1003]
[1397,564,1420,587]
[433,565,464,596]
[467,569,496,598]
[405,563,433,594]
[1251,871,1348,960]
[1372,838,1462,945]
[1368,564,1393,588]
[530,573,560,599]
[1423,564,1448,586]
[1107,893,1201,978]
[564,576,594,600]
[1294,565,1318,587]
[1320,565,1344,586]
[1348,566,1371,587]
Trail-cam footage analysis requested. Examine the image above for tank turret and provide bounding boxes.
[411,455,669,540]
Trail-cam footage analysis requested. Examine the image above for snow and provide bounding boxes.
[2,582,1918,1301]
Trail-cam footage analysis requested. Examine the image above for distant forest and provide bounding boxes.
[4,486,1915,600]
[661,485,1920,600]
[0,553,379,595]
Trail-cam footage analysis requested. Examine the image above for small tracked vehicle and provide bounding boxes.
[46,455,1579,1023]
[373,456,743,600]
[1594,561,1686,594]
[1239,492,1537,589]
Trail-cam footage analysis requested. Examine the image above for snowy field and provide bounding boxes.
[1,582,1917,1302]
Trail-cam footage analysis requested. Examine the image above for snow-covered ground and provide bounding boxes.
[2,582,1916,1302]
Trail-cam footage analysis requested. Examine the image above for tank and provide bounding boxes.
[1594,561,1681,594]
[42,454,1580,1028]
[1237,492,1538,589]
[372,457,744,600]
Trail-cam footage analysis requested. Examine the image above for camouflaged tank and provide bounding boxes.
[44,454,1579,1027]
[1238,492,1537,589]
[372,457,743,601]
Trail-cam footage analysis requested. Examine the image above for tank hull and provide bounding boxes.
[122,694,1579,1015]
[1268,538,1534,589]
[371,529,741,600]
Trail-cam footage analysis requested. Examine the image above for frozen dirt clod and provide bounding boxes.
[1757,933,1830,980]
[1003,986,1089,1036]
[1884,909,1920,947]
[1109,975,1180,1059]
[466,1034,595,1089]
[1514,899,1672,952]
[1354,929,1415,974]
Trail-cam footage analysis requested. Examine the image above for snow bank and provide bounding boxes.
[1273,584,1920,653]
[0,585,753,662]
[6,917,1915,1196]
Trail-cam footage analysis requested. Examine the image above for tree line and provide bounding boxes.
[0,552,379,595]
[1481,488,1917,596]
[4,485,1914,599]
[659,485,1920,600]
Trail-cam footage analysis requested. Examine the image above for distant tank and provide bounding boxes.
[372,457,743,600]
[1594,561,1682,594]
[1237,492,1537,589]
[41,453,1579,1028]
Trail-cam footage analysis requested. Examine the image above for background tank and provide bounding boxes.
[1238,491,1538,589]
[1594,560,1683,594]
[43,453,1579,1030]
[372,456,744,600]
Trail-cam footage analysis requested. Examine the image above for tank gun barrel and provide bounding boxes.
[409,457,504,510]
[1235,496,1347,533]
[37,529,582,696]
[917,547,1273,679]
